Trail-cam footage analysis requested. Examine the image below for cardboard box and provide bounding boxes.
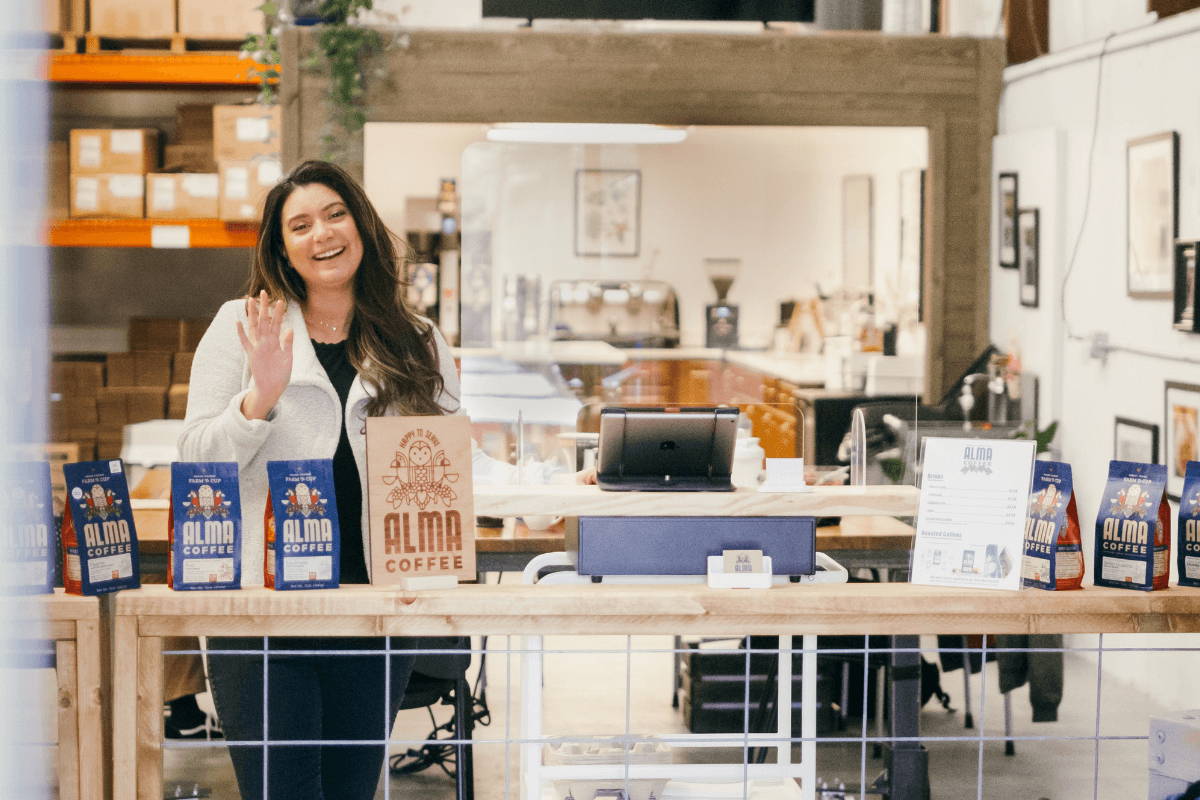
[128,317,212,352]
[46,141,70,220]
[50,397,99,430]
[178,0,263,39]
[163,144,217,173]
[129,318,181,352]
[105,352,135,386]
[219,157,281,222]
[180,319,210,352]
[70,129,160,175]
[96,425,125,460]
[147,173,220,219]
[97,387,166,425]
[176,104,214,145]
[213,105,280,162]
[88,0,175,38]
[51,360,104,396]
[172,352,194,384]
[69,174,144,219]
[43,442,79,515]
[127,352,172,387]
[167,384,189,419]
[44,0,63,32]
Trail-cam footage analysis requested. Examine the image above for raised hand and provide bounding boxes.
[236,291,295,420]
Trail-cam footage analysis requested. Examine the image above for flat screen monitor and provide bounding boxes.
[596,406,738,491]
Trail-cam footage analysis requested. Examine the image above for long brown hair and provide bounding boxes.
[246,160,450,416]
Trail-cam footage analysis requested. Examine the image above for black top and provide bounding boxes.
[311,339,368,584]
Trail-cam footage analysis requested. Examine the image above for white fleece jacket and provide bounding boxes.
[178,299,461,588]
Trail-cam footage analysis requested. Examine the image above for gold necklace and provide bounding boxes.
[305,314,349,334]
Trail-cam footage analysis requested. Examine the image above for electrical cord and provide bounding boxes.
[387,686,492,779]
[1060,31,1115,343]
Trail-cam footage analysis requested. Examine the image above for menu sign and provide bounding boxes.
[365,416,476,584]
[911,438,1035,591]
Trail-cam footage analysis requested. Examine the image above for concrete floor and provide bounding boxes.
[144,633,1166,800]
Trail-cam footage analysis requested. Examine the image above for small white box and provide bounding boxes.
[1149,710,1200,797]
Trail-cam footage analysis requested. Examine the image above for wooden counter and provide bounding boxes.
[113,582,1200,638]
[12,591,103,800]
[111,578,1200,799]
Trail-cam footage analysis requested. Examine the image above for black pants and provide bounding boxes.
[208,637,414,800]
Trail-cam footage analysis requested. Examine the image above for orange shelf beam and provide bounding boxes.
[48,53,275,86]
[47,219,258,248]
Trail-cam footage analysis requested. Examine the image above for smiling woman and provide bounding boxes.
[177,159,462,799]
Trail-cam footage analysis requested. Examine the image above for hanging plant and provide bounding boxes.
[302,0,386,157]
[240,2,283,106]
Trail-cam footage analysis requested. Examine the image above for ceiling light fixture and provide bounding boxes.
[485,123,689,144]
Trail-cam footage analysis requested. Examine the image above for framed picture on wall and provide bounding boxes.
[1165,381,1200,500]
[1127,131,1179,298]
[1018,208,1039,308]
[574,169,640,257]
[1114,417,1160,464]
[842,174,873,292]
[1173,239,1199,333]
[997,172,1019,269]
[899,168,926,321]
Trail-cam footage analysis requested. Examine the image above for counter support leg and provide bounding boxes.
[885,635,929,800]
[799,635,816,800]
[520,634,543,800]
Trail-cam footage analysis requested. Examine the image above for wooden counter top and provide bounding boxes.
[113,582,1200,637]
[473,484,919,518]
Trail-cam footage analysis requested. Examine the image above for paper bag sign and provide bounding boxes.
[61,459,140,596]
[1,462,57,594]
[264,459,340,590]
[366,416,476,584]
[168,462,241,590]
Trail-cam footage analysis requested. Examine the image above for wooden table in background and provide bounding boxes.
[13,590,103,800]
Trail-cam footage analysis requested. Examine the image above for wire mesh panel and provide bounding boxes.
[115,583,1200,800]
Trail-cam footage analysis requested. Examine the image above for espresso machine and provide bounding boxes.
[705,258,741,349]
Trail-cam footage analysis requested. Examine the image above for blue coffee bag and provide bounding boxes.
[264,459,340,590]
[169,462,241,590]
[1093,460,1170,591]
[2,462,57,594]
[1022,460,1083,590]
[1176,460,1200,588]
[61,459,140,596]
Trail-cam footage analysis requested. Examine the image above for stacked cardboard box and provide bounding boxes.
[49,359,104,460]
[88,0,176,38]
[69,128,159,218]
[168,352,194,419]
[178,0,264,40]
[128,316,210,352]
[215,104,282,222]
[148,104,222,220]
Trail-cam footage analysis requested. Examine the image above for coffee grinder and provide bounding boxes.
[705,258,741,349]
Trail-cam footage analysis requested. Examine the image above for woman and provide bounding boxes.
[179,160,458,799]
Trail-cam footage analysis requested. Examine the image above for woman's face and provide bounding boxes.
[280,182,364,295]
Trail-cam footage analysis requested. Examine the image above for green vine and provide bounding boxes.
[302,0,384,158]
[240,2,282,106]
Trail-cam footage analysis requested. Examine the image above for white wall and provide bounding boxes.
[1049,0,1156,51]
[946,0,1155,49]
[991,8,1200,710]
[365,124,927,347]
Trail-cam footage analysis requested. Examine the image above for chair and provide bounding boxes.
[389,640,482,800]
